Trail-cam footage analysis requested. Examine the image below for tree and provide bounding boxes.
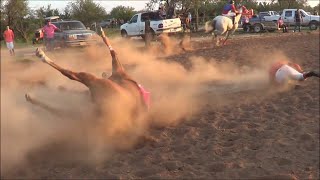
[60,5,72,20]
[69,0,107,26]
[110,5,136,22]
[3,0,32,42]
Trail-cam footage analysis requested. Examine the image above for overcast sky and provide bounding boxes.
[28,0,319,12]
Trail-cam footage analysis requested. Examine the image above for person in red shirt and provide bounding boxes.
[3,26,15,56]
[269,61,319,85]
[277,17,287,33]
[42,20,60,51]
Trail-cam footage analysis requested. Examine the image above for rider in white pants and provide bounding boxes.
[270,61,319,85]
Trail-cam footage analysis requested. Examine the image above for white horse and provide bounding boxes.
[205,6,245,46]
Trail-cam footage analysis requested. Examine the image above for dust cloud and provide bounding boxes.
[1,35,287,176]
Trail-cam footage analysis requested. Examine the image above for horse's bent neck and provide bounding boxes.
[234,14,242,24]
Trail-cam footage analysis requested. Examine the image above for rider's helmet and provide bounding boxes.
[229,0,235,4]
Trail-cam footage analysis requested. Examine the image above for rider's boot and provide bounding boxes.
[303,71,320,79]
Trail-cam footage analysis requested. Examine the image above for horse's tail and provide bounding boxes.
[205,20,216,33]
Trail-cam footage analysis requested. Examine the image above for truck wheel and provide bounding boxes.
[253,24,263,33]
[121,30,129,38]
[309,21,318,30]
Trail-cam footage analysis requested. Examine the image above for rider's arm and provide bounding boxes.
[290,63,303,73]
[231,4,238,13]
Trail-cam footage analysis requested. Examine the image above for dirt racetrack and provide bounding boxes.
[1,31,319,179]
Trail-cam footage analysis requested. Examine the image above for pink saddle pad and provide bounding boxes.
[138,84,151,109]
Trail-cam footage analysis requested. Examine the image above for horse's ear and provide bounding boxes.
[238,7,243,13]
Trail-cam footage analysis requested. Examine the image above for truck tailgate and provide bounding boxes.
[162,18,181,29]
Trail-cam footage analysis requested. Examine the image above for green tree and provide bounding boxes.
[69,0,107,26]
[110,5,136,22]
[2,0,32,42]
[60,5,72,20]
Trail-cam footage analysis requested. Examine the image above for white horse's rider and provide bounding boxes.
[222,0,238,24]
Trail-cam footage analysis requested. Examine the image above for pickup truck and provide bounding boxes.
[259,11,280,22]
[268,9,320,30]
[120,12,182,39]
[242,15,278,33]
[52,20,98,47]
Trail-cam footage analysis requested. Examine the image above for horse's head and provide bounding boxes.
[234,5,248,25]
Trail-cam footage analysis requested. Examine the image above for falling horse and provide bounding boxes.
[205,6,246,46]
[26,29,151,123]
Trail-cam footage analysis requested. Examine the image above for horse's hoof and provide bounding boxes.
[102,72,109,79]
[25,93,31,102]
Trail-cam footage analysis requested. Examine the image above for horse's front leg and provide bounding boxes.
[25,93,66,117]
[222,31,230,46]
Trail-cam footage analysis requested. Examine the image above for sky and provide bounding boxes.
[28,0,319,13]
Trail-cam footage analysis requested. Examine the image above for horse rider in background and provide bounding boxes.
[222,0,239,25]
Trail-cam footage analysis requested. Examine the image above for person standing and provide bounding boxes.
[3,26,15,56]
[294,9,303,32]
[42,19,60,51]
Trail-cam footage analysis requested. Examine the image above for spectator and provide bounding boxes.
[42,19,60,51]
[159,6,166,19]
[120,19,124,25]
[293,9,303,32]
[3,25,15,56]
[278,17,288,33]
[188,12,192,22]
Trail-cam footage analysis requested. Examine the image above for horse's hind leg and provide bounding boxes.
[25,93,65,117]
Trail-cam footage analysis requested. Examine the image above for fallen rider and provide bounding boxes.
[269,61,319,85]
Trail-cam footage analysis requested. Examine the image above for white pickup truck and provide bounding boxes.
[259,11,280,22]
[120,12,182,39]
[268,9,319,30]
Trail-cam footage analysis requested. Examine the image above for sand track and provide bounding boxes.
[1,32,319,179]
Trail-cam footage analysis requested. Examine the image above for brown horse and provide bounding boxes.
[26,31,150,122]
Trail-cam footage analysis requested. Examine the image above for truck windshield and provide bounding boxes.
[57,22,86,30]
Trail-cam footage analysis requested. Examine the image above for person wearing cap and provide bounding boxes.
[269,61,319,85]
[42,19,61,51]
[3,25,15,56]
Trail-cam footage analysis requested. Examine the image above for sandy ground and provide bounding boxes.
[1,31,319,179]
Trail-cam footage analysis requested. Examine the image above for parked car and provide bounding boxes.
[120,11,182,39]
[51,20,98,47]
[99,20,112,28]
[268,9,320,30]
[242,15,278,33]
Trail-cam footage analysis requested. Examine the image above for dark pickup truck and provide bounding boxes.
[242,15,278,33]
[52,20,98,47]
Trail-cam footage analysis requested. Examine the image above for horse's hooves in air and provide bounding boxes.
[25,93,32,102]
[102,72,109,79]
